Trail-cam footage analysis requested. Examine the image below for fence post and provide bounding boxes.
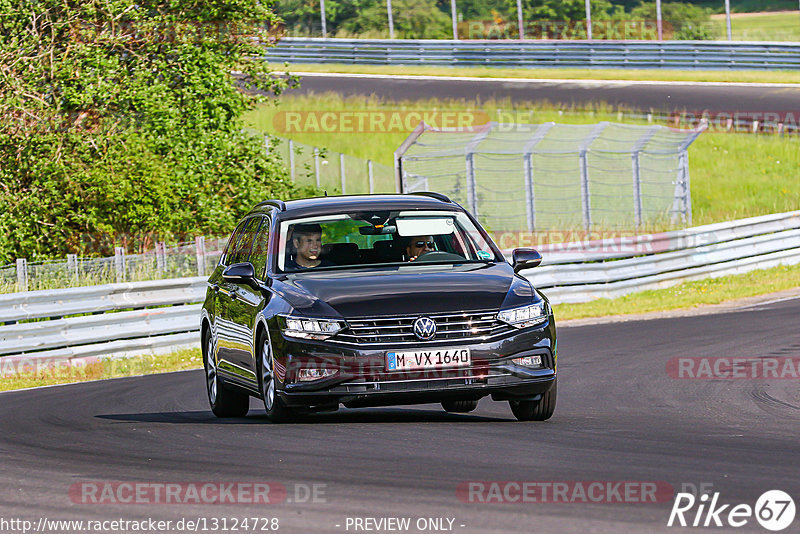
[156,242,166,274]
[387,0,395,39]
[368,160,374,194]
[340,153,346,195]
[67,254,78,284]
[314,147,321,188]
[631,125,660,231]
[521,122,555,233]
[114,247,126,283]
[195,236,206,277]
[578,122,608,232]
[288,139,295,182]
[16,258,28,292]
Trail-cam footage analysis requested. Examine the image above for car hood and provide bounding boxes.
[273,263,528,318]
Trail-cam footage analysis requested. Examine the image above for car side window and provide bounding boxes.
[249,217,270,280]
[221,221,247,267]
[231,218,258,265]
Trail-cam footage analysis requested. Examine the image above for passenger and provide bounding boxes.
[286,223,336,270]
[405,235,436,262]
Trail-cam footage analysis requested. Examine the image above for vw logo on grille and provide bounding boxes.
[413,316,437,341]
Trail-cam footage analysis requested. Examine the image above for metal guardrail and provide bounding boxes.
[519,211,800,303]
[1,211,799,367]
[265,38,800,70]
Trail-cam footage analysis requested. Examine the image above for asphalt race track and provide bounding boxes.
[1,297,799,533]
[288,72,800,114]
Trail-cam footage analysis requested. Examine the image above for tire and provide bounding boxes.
[509,378,557,421]
[258,331,296,423]
[204,331,249,418]
[442,400,479,413]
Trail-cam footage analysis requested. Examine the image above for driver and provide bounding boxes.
[286,223,335,270]
[405,235,436,262]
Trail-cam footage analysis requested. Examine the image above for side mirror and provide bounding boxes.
[223,262,256,283]
[512,248,542,273]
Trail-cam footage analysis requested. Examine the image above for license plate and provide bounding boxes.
[386,348,471,372]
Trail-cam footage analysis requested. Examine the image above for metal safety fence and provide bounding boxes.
[396,120,704,233]
[267,136,395,194]
[265,38,800,70]
[0,237,226,295]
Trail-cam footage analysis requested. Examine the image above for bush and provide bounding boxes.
[0,0,302,263]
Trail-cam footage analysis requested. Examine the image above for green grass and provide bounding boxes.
[0,348,202,392]
[554,262,800,320]
[711,11,800,41]
[244,93,800,228]
[274,63,800,85]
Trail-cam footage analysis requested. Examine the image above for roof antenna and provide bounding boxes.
[324,190,328,197]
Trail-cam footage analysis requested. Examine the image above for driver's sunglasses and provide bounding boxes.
[414,241,435,249]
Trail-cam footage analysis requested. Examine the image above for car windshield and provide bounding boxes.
[276,210,499,273]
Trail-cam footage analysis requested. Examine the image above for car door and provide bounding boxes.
[211,221,246,371]
[216,217,259,385]
[224,216,271,381]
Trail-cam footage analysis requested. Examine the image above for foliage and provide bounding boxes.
[275,0,717,40]
[631,2,716,39]
[0,0,301,263]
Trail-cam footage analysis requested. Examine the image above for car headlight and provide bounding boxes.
[281,316,345,340]
[497,302,547,328]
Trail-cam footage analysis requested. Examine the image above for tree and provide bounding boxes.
[631,2,716,39]
[342,0,451,38]
[0,0,300,262]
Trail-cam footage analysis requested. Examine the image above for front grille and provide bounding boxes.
[333,310,515,345]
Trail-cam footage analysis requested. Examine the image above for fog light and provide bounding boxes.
[512,355,542,368]
[298,368,339,382]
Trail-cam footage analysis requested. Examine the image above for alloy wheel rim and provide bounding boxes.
[262,340,275,411]
[206,337,217,404]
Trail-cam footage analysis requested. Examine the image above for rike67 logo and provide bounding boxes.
[668,490,795,531]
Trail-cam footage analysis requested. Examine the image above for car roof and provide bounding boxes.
[251,194,462,219]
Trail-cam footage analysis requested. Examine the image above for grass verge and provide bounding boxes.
[711,11,800,41]
[0,348,202,392]
[276,63,800,85]
[554,262,800,320]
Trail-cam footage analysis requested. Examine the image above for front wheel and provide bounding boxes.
[259,332,296,423]
[204,331,249,418]
[509,378,556,421]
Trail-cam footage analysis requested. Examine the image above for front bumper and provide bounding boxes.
[273,319,556,409]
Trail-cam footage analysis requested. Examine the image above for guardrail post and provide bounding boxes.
[156,242,166,274]
[67,254,78,284]
[114,247,126,283]
[340,153,347,194]
[314,147,321,188]
[195,236,206,277]
[368,160,374,193]
[16,258,28,292]
[288,139,295,182]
